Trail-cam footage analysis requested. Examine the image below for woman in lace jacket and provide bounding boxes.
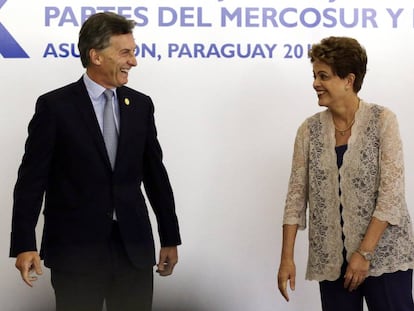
[277,36,414,311]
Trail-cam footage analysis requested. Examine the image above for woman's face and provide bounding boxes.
[312,60,352,109]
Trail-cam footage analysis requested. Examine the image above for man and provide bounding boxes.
[10,12,181,311]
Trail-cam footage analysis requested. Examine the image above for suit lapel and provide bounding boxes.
[116,87,134,164]
[72,78,112,170]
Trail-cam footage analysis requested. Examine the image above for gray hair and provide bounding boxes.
[78,12,135,68]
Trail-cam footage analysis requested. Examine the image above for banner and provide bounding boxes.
[1,1,413,310]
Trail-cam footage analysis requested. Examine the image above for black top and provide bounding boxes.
[335,144,348,169]
[336,144,348,261]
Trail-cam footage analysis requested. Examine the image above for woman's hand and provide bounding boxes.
[277,259,296,302]
[344,252,370,291]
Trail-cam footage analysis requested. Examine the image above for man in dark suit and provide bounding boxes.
[10,12,181,311]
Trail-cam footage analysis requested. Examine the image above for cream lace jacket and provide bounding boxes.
[283,100,414,281]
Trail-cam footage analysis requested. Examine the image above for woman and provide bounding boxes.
[277,36,414,310]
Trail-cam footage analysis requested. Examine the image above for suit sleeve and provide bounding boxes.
[10,97,56,257]
[142,97,181,247]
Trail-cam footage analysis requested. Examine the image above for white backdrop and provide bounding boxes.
[1,0,414,310]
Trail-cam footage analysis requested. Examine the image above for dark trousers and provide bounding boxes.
[51,222,153,311]
[320,268,414,311]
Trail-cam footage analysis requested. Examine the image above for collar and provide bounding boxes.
[83,73,117,100]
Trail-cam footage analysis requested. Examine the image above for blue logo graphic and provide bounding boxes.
[0,0,29,58]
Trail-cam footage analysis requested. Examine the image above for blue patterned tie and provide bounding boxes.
[103,89,118,169]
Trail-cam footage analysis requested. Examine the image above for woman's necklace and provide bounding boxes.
[333,98,360,136]
[334,118,355,136]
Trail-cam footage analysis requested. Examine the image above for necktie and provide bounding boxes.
[103,89,118,169]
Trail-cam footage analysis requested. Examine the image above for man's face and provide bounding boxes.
[93,33,137,88]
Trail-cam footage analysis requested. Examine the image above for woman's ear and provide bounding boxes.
[345,73,355,91]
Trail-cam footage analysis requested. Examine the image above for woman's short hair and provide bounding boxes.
[309,36,367,93]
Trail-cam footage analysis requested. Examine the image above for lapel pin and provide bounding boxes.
[124,98,130,106]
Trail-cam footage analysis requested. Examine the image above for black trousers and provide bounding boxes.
[51,222,153,311]
[320,267,414,311]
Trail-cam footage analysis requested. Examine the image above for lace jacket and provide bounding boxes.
[283,100,414,281]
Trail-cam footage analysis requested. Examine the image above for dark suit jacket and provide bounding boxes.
[10,78,181,271]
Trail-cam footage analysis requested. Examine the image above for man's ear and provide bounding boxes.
[89,49,102,65]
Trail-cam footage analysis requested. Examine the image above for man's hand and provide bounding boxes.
[15,251,43,287]
[156,246,178,277]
